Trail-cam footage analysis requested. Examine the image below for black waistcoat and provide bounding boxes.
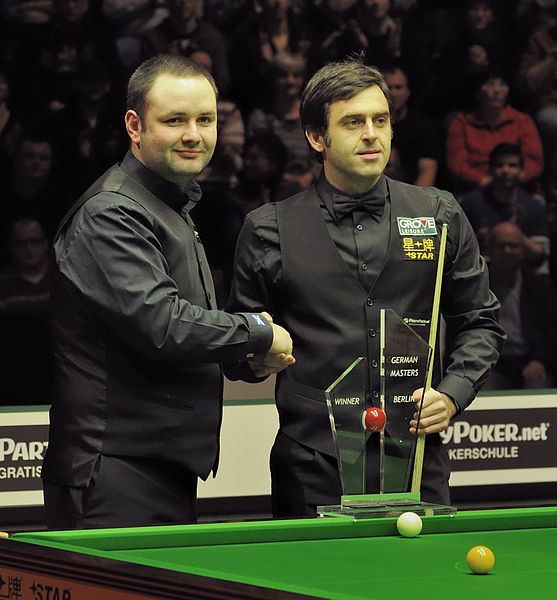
[275,178,444,456]
[43,165,222,486]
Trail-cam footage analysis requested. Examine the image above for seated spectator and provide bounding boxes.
[460,143,549,266]
[384,64,440,187]
[144,0,230,94]
[246,51,317,198]
[317,0,403,68]
[0,129,71,245]
[483,221,556,390]
[232,133,289,217]
[0,216,54,405]
[51,61,128,190]
[518,12,557,208]
[513,0,557,48]
[445,71,544,196]
[228,0,312,115]
[435,0,511,111]
[0,68,22,164]
[101,0,168,77]
[188,48,245,173]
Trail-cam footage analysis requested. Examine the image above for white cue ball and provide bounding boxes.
[396,512,423,537]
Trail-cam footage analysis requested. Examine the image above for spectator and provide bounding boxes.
[518,13,557,209]
[228,0,312,115]
[483,221,556,390]
[317,0,403,67]
[445,71,544,196]
[188,48,245,173]
[0,216,53,405]
[101,0,168,77]
[233,133,289,216]
[1,130,70,242]
[513,0,557,48]
[460,143,549,266]
[434,0,512,113]
[144,0,230,94]
[384,64,440,186]
[246,51,316,198]
[0,68,22,164]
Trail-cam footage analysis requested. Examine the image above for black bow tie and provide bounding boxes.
[333,190,385,221]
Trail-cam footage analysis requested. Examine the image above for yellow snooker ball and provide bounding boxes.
[466,545,495,574]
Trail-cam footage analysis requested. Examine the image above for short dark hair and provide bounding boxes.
[300,56,394,142]
[127,54,218,120]
[489,143,524,169]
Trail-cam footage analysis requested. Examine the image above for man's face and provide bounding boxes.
[384,68,410,113]
[479,77,508,109]
[15,140,53,181]
[307,84,392,194]
[9,221,49,270]
[491,154,522,190]
[467,2,494,30]
[490,226,524,273]
[126,73,217,188]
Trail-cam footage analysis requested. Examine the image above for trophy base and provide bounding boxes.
[317,492,457,520]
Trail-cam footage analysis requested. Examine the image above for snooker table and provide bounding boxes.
[1,507,557,600]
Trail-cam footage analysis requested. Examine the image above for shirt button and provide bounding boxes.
[368,328,376,337]
[371,360,378,368]
[362,263,368,270]
[367,298,374,306]
[356,224,363,231]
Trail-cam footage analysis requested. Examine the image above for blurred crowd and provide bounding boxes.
[2,0,557,403]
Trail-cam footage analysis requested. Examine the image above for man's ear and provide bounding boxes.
[125,110,142,144]
[305,129,325,153]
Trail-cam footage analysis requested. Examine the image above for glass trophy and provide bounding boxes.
[324,356,367,496]
[318,309,457,519]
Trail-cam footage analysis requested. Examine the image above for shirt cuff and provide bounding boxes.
[236,312,274,362]
[437,374,476,414]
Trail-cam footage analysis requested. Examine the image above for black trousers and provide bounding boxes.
[43,454,198,529]
[270,430,450,518]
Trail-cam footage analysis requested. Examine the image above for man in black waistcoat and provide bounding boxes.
[227,56,505,517]
[42,54,295,529]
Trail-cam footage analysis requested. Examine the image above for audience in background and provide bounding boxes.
[246,51,316,198]
[436,0,510,111]
[518,10,557,209]
[384,63,440,186]
[1,130,70,244]
[0,216,53,405]
[228,0,311,116]
[1,0,557,392]
[145,0,230,93]
[460,143,549,267]
[483,221,556,390]
[445,71,544,196]
[0,68,22,165]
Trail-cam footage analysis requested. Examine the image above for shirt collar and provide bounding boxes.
[120,151,202,215]
[316,171,388,223]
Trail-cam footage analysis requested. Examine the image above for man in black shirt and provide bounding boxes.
[227,57,504,517]
[42,54,294,529]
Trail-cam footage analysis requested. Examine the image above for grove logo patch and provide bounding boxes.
[397,217,437,236]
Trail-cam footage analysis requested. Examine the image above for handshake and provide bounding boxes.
[249,311,295,378]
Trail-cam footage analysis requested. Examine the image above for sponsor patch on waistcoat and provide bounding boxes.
[397,216,437,236]
[400,236,438,261]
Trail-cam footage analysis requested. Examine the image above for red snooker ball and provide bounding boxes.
[362,407,386,433]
